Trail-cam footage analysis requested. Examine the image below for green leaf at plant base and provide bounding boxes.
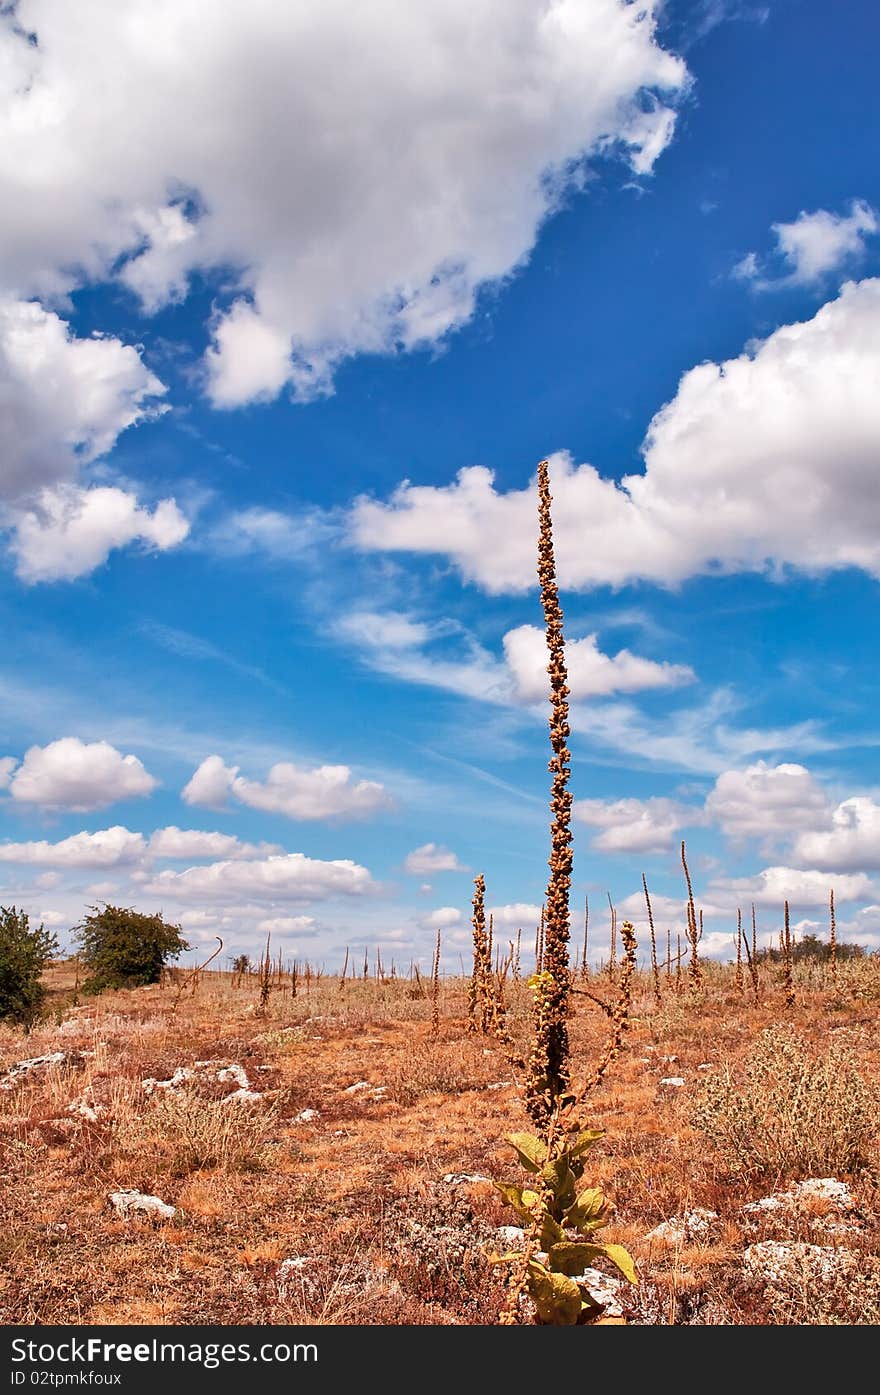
[507,1132,547,1172]
[548,1241,638,1285]
[568,1129,605,1159]
[538,1213,566,1250]
[540,1157,577,1213]
[526,1262,583,1325]
[565,1186,611,1232]
[493,1181,539,1224]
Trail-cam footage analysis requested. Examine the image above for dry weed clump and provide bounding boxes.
[114,1089,279,1177]
[689,1024,879,1180]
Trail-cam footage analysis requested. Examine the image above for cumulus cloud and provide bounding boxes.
[0,2,685,405]
[182,755,391,821]
[404,843,466,875]
[255,916,317,936]
[338,608,693,705]
[0,756,15,789]
[6,738,157,812]
[352,279,880,591]
[0,298,183,580]
[573,796,693,853]
[0,297,166,503]
[488,902,542,927]
[423,906,463,929]
[735,200,878,288]
[147,827,282,861]
[503,625,693,701]
[0,826,146,868]
[704,761,830,844]
[143,852,375,903]
[711,865,873,909]
[9,485,189,583]
[791,797,880,872]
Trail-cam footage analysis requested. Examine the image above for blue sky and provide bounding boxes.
[2,0,880,969]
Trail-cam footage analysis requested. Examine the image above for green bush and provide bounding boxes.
[74,903,188,992]
[0,905,59,1028]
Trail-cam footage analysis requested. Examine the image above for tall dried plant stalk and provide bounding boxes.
[643,872,662,1007]
[513,927,522,983]
[580,893,589,978]
[607,892,617,980]
[467,873,492,1033]
[535,906,545,973]
[524,459,573,1126]
[675,933,682,995]
[339,946,349,995]
[681,840,703,989]
[577,921,638,1101]
[431,928,441,1038]
[665,924,671,981]
[258,934,271,1013]
[829,887,837,988]
[734,908,744,996]
[783,899,795,1008]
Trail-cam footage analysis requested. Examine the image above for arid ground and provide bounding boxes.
[2,957,879,1326]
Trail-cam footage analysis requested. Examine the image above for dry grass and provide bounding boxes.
[689,1024,880,1180]
[0,958,878,1325]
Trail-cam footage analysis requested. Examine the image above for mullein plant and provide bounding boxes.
[493,461,637,1325]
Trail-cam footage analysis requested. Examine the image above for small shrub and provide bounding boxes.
[0,905,58,1028]
[75,904,188,992]
[115,1089,278,1176]
[690,1024,879,1179]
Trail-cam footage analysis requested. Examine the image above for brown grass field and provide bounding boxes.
[2,953,879,1326]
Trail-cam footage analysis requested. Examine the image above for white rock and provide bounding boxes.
[222,1088,263,1104]
[697,1063,714,1071]
[293,1108,319,1123]
[67,1097,103,1123]
[0,1051,75,1090]
[744,1242,856,1286]
[644,1207,718,1246]
[659,1076,686,1088]
[443,1172,491,1185]
[577,1267,626,1317]
[344,1080,372,1094]
[217,1064,250,1089]
[744,1177,855,1218]
[109,1189,175,1220]
[142,1066,195,1094]
[495,1226,527,1247]
[792,1178,854,1209]
[485,1080,514,1090]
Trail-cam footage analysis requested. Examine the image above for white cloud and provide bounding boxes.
[503,624,693,701]
[738,200,878,288]
[9,485,189,583]
[791,797,880,872]
[7,737,157,812]
[255,915,317,936]
[712,865,873,909]
[404,843,466,875]
[147,827,282,861]
[0,297,166,503]
[352,279,880,591]
[182,754,391,821]
[488,902,542,927]
[180,755,236,811]
[0,3,686,405]
[574,796,693,853]
[143,852,376,903]
[0,756,16,789]
[424,906,463,928]
[704,761,830,843]
[0,826,146,868]
[339,608,693,705]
